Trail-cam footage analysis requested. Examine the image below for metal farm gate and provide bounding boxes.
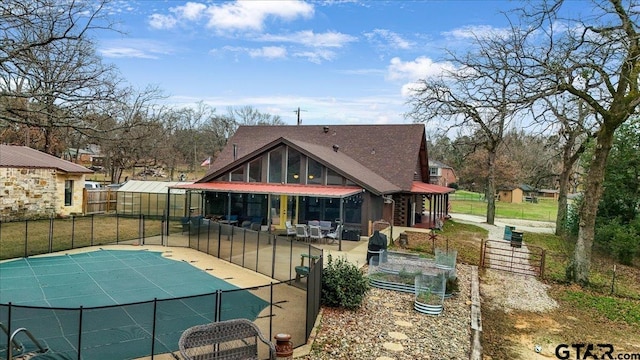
[480,239,546,278]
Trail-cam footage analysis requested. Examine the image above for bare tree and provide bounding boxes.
[227,105,285,126]
[98,85,167,183]
[0,0,118,154]
[0,0,113,67]
[407,29,530,225]
[515,0,640,284]
[1,36,119,154]
[535,96,593,236]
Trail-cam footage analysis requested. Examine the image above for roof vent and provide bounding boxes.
[332,144,339,152]
[323,126,329,133]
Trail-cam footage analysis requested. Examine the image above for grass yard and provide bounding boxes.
[419,219,640,359]
[0,215,165,260]
[449,191,559,222]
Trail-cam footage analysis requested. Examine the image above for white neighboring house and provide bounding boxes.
[0,145,94,221]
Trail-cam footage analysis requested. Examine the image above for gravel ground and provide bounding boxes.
[300,263,472,360]
[451,214,559,313]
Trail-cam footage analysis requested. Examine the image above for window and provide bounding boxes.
[326,168,343,185]
[287,148,301,184]
[307,158,324,185]
[230,167,245,181]
[64,180,73,206]
[429,167,439,176]
[248,159,262,182]
[268,148,284,183]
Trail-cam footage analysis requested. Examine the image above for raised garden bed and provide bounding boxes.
[367,250,458,314]
[414,273,446,315]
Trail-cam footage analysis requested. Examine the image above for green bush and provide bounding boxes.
[321,255,370,310]
[595,219,639,265]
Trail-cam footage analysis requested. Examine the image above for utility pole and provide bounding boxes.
[293,107,307,125]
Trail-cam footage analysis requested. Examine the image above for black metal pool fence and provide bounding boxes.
[0,214,323,359]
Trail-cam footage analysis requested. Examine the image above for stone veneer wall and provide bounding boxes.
[0,168,85,221]
[55,173,85,217]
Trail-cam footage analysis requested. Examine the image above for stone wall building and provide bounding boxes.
[0,145,93,221]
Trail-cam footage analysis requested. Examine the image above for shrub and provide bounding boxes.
[321,255,370,310]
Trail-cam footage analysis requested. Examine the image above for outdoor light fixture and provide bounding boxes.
[308,175,314,179]
[293,174,299,179]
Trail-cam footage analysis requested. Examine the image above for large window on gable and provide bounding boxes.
[307,158,324,185]
[249,159,262,182]
[230,166,244,181]
[268,147,284,183]
[287,148,301,184]
[326,168,343,185]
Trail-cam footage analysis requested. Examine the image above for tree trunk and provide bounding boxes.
[568,126,615,284]
[555,172,569,237]
[486,149,496,225]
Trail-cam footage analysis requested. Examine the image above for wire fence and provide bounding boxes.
[0,214,323,359]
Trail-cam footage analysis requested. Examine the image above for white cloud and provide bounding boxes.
[218,45,288,60]
[249,46,288,59]
[442,25,511,40]
[99,39,173,59]
[168,93,409,125]
[259,30,357,48]
[387,56,455,82]
[205,0,314,31]
[148,1,313,32]
[364,29,413,50]
[172,2,207,20]
[148,13,177,29]
[293,49,336,64]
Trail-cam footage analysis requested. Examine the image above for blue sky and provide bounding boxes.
[96,1,576,126]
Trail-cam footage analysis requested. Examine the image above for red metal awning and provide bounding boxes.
[171,182,364,198]
[410,181,455,194]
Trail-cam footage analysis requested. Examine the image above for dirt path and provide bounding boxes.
[450,214,560,359]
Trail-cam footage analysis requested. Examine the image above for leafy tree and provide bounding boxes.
[598,119,640,223]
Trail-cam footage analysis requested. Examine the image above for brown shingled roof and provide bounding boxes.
[200,124,428,193]
[0,145,93,174]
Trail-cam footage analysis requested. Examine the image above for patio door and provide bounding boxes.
[270,195,298,229]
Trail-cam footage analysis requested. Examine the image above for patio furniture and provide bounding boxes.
[285,221,297,236]
[309,225,323,243]
[295,224,309,242]
[324,224,342,244]
[295,253,320,282]
[319,220,332,232]
[178,318,276,360]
